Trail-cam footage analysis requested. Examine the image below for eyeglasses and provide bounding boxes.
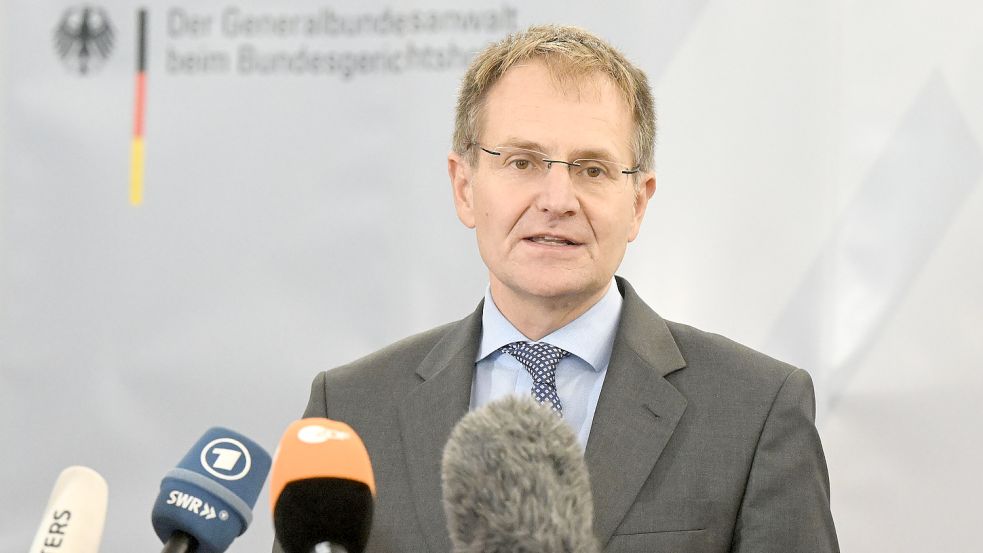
[471,144,640,187]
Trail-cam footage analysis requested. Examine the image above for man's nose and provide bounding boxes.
[534,162,579,217]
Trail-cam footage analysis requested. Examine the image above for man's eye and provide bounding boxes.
[580,164,609,178]
[509,158,533,170]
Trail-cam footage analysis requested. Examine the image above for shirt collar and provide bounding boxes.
[477,279,623,372]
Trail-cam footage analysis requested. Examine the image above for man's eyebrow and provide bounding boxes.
[569,147,622,162]
[497,138,550,153]
[496,138,624,163]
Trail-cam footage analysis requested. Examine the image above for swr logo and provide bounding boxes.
[166,491,224,521]
[200,438,252,481]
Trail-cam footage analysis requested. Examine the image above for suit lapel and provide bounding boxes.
[586,278,688,547]
[395,280,687,552]
[397,303,483,553]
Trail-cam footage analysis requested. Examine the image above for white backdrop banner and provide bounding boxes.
[2,1,982,551]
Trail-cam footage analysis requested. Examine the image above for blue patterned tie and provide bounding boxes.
[501,341,570,416]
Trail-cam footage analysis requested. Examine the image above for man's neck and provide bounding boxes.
[489,280,612,341]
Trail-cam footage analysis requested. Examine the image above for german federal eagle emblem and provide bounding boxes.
[54,5,115,75]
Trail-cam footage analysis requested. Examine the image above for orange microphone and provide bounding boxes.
[270,418,376,553]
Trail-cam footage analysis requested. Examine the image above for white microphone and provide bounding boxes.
[28,466,108,553]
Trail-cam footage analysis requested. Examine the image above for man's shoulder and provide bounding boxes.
[617,278,801,387]
[662,319,802,389]
[322,318,464,385]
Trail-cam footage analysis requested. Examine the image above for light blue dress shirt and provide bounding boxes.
[470,280,623,449]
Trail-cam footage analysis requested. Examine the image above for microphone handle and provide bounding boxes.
[312,542,349,553]
[161,531,197,553]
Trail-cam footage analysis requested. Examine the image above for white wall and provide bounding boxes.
[2,1,981,551]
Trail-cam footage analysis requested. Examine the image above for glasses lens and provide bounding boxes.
[480,146,629,187]
[489,147,548,180]
[571,159,622,186]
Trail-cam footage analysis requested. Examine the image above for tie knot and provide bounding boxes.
[501,341,569,416]
[500,341,569,382]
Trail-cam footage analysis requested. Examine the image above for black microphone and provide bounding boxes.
[441,396,600,553]
[270,418,376,553]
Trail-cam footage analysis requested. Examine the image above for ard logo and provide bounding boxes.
[53,5,115,75]
[200,438,253,481]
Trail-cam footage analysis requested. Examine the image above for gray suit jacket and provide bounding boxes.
[286,278,838,552]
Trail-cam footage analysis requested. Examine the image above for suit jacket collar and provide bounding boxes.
[399,302,483,553]
[585,277,688,547]
[399,277,688,552]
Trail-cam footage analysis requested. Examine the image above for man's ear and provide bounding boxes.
[448,151,476,229]
[628,172,657,242]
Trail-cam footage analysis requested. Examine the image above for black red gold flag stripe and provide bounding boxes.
[130,9,147,205]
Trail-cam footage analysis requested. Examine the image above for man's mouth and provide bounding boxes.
[525,235,581,246]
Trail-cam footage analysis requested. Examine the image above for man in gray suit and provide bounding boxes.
[293,25,838,552]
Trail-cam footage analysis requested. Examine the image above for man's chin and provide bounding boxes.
[500,273,608,307]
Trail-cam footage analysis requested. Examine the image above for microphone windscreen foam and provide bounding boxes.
[29,466,108,553]
[271,418,375,553]
[441,396,599,553]
[151,427,271,553]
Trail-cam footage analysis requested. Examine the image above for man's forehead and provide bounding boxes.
[481,60,634,159]
[498,59,622,103]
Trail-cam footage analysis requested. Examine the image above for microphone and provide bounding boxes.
[270,418,375,553]
[441,396,600,553]
[28,466,108,553]
[151,427,272,553]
